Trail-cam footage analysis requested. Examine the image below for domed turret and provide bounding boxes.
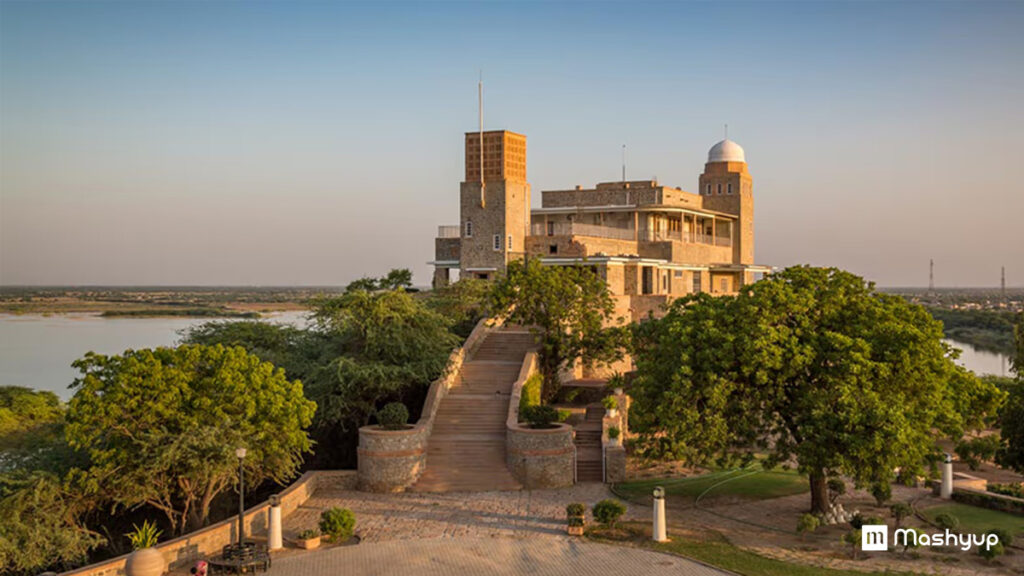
[707,139,745,164]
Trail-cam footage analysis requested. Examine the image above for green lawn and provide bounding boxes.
[616,467,809,504]
[922,502,1024,537]
[590,522,928,576]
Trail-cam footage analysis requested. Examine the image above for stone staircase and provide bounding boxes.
[574,405,604,482]
[409,329,536,492]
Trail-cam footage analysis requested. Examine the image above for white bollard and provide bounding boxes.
[940,454,953,499]
[268,495,283,551]
[652,486,668,542]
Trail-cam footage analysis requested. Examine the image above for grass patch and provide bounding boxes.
[589,522,927,576]
[616,467,808,505]
[922,502,1024,537]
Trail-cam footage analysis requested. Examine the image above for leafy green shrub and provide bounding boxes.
[796,513,819,539]
[978,542,1005,562]
[125,519,161,550]
[608,426,620,440]
[319,507,356,541]
[889,502,912,528]
[557,409,571,422]
[895,528,920,554]
[601,396,618,411]
[520,405,559,429]
[953,487,1024,515]
[870,482,892,506]
[987,528,1014,547]
[934,512,960,530]
[955,435,1001,470]
[297,528,320,540]
[378,402,409,430]
[518,373,542,412]
[827,478,846,503]
[843,529,861,559]
[566,502,586,518]
[988,482,1024,498]
[592,499,626,528]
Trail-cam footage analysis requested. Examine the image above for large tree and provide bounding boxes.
[996,313,1024,473]
[631,266,1003,514]
[306,289,459,429]
[65,344,316,534]
[491,258,627,402]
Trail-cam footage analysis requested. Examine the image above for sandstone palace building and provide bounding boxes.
[431,130,772,322]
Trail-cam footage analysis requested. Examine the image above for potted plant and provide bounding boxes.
[601,396,618,418]
[377,402,410,430]
[566,502,586,536]
[296,528,321,550]
[608,426,621,446]
[125,520,164,576]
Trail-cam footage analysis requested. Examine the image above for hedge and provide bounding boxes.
[518,373,542,412]
[952,489,1024,516]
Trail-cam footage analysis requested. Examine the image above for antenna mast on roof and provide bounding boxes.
[929,259,935,294]
[621,144,626,185]
[479,71,485,208]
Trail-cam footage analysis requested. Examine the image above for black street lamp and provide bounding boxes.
[235,447,247,546]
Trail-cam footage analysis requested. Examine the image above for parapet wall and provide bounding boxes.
[357,316,498,492]
[59,470,356,576]
[506,352,575,489]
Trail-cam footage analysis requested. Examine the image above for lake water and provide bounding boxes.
[0,314,1014,400]
[944,339,1013,378]
[0,312,308,400]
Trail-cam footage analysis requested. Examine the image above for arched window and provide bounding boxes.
[717,184,722,195]
[705,184,711,195]
[727,183,733,195]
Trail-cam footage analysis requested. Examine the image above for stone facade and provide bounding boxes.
[432,131,772,323]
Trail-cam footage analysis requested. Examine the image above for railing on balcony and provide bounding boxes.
[532,222,732,247]
[437,225,460,239]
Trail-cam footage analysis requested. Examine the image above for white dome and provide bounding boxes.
[707,139,745,163]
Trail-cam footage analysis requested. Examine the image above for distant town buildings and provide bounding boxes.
[431,130,772,322]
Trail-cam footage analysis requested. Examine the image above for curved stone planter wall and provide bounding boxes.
[506,423,575,489]
[356,425,428,492]
[505,352,574,489]
[357,316,499,492]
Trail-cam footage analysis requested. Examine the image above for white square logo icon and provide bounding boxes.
[861,525,888,551]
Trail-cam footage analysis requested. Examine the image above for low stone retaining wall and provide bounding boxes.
[952,487,1024,516]
[357,317,498,492]
[60,470,356,576]
[506,352,574,489]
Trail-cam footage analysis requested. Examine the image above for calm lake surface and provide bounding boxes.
[0,314,1013,400]
[0,312,308,400]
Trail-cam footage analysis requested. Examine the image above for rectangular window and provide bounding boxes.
[674,270,683,278]
[706,184,711,195]
[720,278,729,293]
[465,221,473,237]
[717,184,722,195]
[692,272,702,293]
[727,183,733,195]
[546,221,555,236]
[549,244,558,255]
[642,267,654,295]
[507,235,513,251]
[493,234,502,251]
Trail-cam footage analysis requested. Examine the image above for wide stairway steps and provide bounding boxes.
[409,329,535,493]
[574,405,605,482]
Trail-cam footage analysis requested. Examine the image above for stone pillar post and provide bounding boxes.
[940,453,953,499]
[653,486,668,542]
[268,495,283,551]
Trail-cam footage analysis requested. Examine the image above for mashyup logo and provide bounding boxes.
[861,524,1000,552]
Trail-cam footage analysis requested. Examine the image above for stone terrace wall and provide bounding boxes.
[506,352,575,489]
[357,317,498,492]
[59,471,356,576]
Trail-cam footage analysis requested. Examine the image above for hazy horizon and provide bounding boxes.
[2,1,1022,288]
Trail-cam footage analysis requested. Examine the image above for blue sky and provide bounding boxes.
[2,1,1022,287]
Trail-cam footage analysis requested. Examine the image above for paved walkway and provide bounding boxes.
[266,536,729,576]
[283,482,635,542]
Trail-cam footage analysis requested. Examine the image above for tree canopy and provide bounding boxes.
[306,289,459,430]
[491,258,626,402]
[344,268,414,293]
[631,266,1004,513]
[65,344,316,534]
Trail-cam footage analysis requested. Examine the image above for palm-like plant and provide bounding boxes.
[126,520,162,550]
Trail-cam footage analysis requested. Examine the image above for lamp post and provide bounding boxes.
[236,447,247,546]
[652,486,668,542]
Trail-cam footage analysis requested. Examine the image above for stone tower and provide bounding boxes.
[459,130,530,279]
[698,139,754,265]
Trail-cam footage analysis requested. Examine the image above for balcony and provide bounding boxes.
[437,225,460,239]
[531,222,731,247]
